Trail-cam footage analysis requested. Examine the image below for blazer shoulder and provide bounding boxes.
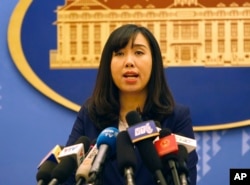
[172,103,191,117]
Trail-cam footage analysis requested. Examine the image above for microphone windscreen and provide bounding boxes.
[51,157,76,183]
[125,111,141,126]
[78,136,91,152]
[116,131,137,174]
[178,145,188,162]
[154,121,161,128]
[51,136,90,183]
[91,139,97,146]
[36,161,57,183]
[159,128,172,138]
[125,110,163,173]
[176,145,189,174]
[96,127,119,156]
[136,137,162,173]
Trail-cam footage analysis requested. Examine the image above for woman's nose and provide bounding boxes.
[125,55,135,67]
[125,62,134,67]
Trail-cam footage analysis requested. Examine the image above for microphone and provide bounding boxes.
[174,134,196,153]
[37,145,62,168]
[36,145,63,185]
[116,131,137,185]
[75,140,98,185]
[36,161,57,185]
[126,110,167,185]
[154,132,196,154]
[48,136,91,185]
[88,127,119,184]
[176,145,189,185]
[154,128,180,185]
[154,129,179,157]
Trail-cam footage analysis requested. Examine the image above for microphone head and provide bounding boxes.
[125,110,162,173]
[75,144,99,182]
[37,145,63,169]
[154,121,162,131]
[116,131,137,174]
[96,127,119,156]
[159,128,172,138]
[176,145,189,174]
[154,134,178,157]
[36,160,57,183]
[90,138,97,146]
[125,110,141,126]
[58,136,91,166]
[51,136,91,183]
[174,134,197,153]
[77,136,91,152]
[178,145,188,162]
[136,139,163,173]
[51,157,76,183]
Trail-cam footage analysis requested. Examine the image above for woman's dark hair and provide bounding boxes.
[86,24,175,130]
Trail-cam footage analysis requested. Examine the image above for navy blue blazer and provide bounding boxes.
[64,103,198,185]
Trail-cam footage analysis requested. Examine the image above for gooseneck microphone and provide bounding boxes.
[48,136,91,185]
[88,127,119,184]
[36,145,63,185]
[156,128,180,185]
[36,161,57,185]
[126,110,167,185]
[116,131,137,185]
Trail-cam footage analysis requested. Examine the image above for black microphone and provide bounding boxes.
[88,127,119,184]
[36,145,63,185]
[126,110,167,185]
[155,128,180,185]
[48,136,91,185]
[36,161,57,185]
[116,131,137,185]
[176,145,190,185]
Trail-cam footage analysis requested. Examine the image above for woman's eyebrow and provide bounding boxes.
[131,43,148,49]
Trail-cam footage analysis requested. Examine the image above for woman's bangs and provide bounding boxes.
[111,29,138,52]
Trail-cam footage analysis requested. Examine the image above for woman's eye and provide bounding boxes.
[135,51,144,55]
[114,51,124,56]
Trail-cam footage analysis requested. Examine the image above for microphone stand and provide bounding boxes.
[179,174,188,185]
[48,178,58,185]
[168,160,180,185]
[124,167,135,185]
[155,169,168,185]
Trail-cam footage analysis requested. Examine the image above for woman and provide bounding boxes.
[65,24,198,185]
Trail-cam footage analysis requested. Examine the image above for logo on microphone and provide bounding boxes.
[154,135,178,157]
[58,143,84,158]
[127,120,159,143]
[160,139,170,148]
[103,128,118,138]
[135,122,154,136]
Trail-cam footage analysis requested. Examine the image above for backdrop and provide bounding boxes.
[1,0,250,185]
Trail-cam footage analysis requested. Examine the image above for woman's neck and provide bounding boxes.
[119,92,147,122]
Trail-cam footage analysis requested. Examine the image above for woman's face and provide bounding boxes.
[111,33,152,95]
